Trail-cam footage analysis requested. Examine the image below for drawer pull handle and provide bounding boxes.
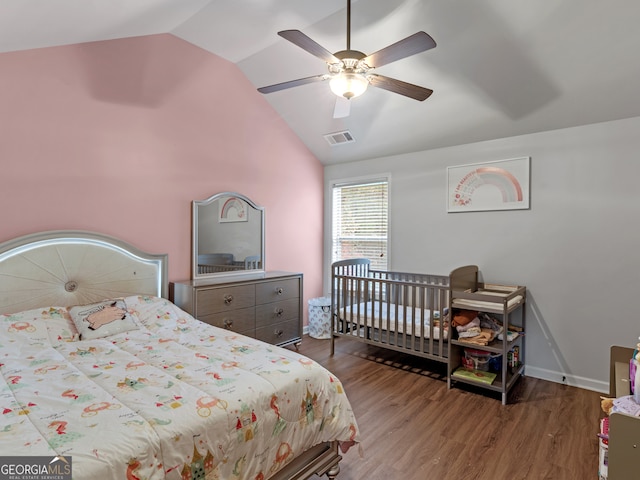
[275,308,284,317]
[276,287,284,295]
[223,319,233,329]
[274,329,284,337]
[224,294,234,304]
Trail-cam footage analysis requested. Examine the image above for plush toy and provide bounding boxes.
[600,396,614,416]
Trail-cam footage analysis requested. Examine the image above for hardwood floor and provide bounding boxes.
[295,335,602,480]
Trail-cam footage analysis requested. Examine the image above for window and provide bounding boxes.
[331,178,388,271]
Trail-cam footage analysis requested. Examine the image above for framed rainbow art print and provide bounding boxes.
[447,157,530,213]
[218,196,248,222]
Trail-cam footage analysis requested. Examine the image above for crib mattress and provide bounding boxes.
[337,301,448,340]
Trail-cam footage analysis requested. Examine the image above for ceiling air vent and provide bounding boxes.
[324,130,355,146]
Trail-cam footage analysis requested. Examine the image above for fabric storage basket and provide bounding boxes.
[308,296,332,339]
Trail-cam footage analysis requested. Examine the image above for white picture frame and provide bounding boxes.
[447,157,530,213]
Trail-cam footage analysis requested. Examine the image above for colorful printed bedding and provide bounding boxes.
[0,296,359,480]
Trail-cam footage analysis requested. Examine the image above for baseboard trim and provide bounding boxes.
[525,365,608,394]
[299,328,609,394]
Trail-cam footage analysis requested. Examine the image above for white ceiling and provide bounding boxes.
[2,0,640,165]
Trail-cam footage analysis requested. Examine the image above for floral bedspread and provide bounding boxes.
[0,296,359,480]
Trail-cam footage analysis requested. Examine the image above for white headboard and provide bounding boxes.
[0,230,168,314]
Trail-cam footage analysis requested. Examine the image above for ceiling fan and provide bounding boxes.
[257,0,436,117]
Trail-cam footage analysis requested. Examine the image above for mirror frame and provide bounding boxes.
[192,192,265,280]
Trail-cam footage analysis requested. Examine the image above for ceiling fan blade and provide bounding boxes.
[367,74,433,101]
[258,74,328,94]
[361,32,436,69]
[278,30,340,64]
[333,96,351,119]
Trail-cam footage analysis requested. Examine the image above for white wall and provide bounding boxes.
[324,115,640,393]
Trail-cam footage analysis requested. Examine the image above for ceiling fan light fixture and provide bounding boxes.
[329,72,368,99]
[257,0,436,105]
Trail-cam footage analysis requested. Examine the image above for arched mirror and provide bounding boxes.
[192,192,265,279]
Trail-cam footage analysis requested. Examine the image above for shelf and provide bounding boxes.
[451,333,523,354]
[447,280,526,405]
[450,284,526,315]
[451,364,524,392]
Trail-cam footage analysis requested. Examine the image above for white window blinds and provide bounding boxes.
[331,178,388,271]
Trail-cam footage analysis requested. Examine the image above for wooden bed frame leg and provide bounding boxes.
[325,463,340,479]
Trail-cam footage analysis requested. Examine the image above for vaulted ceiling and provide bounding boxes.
[2,0,639,164]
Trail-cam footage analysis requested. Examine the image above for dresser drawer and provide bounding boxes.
[199,306,255,335]
[255,298,299,328]
[196,284,255,314]
[255,278,300,304]
[171,273,302,346]
[255,318,300,346]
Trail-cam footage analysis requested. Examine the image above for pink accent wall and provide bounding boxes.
[0,34,324,324]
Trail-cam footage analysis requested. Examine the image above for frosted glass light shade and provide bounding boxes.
[329,73,368,99]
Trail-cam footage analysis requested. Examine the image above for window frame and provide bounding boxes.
[329,174,391,272]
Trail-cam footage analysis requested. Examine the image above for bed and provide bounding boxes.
[330,259,474,363]
[0,231,359,480]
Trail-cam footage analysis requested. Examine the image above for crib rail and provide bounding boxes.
[331,259,452,362]
[198,264,244,274]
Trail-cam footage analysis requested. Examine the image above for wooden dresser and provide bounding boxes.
[171,272,303,348]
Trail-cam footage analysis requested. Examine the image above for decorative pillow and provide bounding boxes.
[68,299,139,340]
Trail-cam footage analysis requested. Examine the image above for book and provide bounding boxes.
[452,367,497,385]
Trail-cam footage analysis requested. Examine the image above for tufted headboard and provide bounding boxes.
[0,230,168,314]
